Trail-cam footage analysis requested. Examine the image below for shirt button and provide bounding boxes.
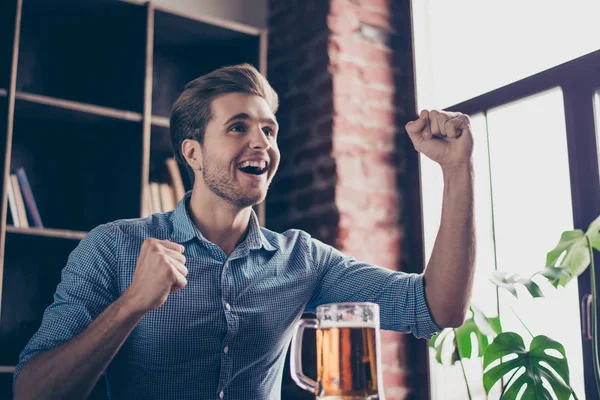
[219,391,224,399]
[224,346,229,354]
[225,303,231,311]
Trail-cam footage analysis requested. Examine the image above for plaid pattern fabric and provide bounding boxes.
[14,191,440,400]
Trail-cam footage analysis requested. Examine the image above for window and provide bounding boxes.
[413,3,600,399]
[488,88,584,396]
[412,0,600,110]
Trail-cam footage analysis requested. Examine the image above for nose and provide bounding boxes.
[249,126,271,151]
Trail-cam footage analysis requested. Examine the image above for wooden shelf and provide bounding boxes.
[6,226,87,240]
[151,115,170,127]
[123,0,262,36]
[15,91,142,122]
[0,1,266,397]
[12,98,143,232]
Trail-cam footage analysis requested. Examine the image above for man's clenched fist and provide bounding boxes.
[405,109,473,167]
[124,238,188,314]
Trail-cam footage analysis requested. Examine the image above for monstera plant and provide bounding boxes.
[429,216,600,399]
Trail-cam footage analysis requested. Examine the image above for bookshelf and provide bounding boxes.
[0,0,267,397]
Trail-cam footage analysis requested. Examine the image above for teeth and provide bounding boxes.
[237,161,267,169]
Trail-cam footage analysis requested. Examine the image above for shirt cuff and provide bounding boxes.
[413,273,442,339]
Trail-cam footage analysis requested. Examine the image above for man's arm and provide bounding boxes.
[14,292,144,400]
[14,236,188,400]
[307,237,441,339]
[406,110,476,328]
[423,163,475,327]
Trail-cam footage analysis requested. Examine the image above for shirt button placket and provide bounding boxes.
[219,262,233,398]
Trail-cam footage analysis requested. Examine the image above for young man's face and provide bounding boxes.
[193,93,280,208]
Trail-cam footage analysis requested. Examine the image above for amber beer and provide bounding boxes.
[317,323,379,399]
[290,302,384,400]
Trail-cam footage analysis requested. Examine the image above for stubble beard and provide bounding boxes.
[202,155,268,208]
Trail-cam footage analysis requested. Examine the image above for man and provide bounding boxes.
[13,64,474,399]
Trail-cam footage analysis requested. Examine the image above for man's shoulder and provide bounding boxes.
[258,226,318,252]
[88,211,176,243]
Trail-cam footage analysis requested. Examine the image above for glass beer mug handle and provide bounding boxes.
[290,318,319,394]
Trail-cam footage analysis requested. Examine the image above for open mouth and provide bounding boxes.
[237,160,269,176]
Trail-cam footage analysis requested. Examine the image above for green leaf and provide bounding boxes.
[483,333,573,400]
[484,358,522,394]
[490,272,518,298]
[523,280,544,298]
[451,347,460,364]
[487,317,503,335]
[529,335,570,385]
[430,329,452,364]
[455,321,475,358]
[435,336,445,364]
[585,215,600,252]
[430,307,501,366]
[428,332,439,348]
[490,271,544,299]
[540,266,572,288]
[544,229,590,287]
[483,332,526,370]
[545,230,585,267]
[455,307,501,360]
[472,306,502,336]
[504,372,553,400]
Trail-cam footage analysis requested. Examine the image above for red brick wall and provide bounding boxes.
[267,0,430,399]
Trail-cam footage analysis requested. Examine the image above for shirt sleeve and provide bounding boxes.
[13,223,119,387]
[306,237,441,339]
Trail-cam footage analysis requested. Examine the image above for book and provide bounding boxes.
[150,182,162,213]
[15,167,43,228]
[159,183,176,211]
[6,174,20,227]
[143,184,153,217]
[11,174,28,228]
[165,158,185,202]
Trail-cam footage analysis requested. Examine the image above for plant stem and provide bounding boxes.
[585,236,600,397]
[508,304,534,338]
[454,329,473,400]
[499,367,519,399]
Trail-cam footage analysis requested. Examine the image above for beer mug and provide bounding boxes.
[290,302,384,400]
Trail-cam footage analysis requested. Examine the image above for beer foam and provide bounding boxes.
[318,321,377,329]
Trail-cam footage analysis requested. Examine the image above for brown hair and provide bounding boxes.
[170,63,279,182]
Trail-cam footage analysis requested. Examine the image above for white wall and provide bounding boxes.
[147,0,267,28]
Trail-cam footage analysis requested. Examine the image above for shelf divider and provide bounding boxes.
[15,92,143,122]
[0,0,22,324]
[6,226,87,240]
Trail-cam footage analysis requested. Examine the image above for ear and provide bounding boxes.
[181,139,203,171]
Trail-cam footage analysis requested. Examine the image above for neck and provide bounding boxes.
[187,187,253,257]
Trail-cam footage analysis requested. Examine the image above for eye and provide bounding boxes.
[229,123,246,133]
[263,127,276,137]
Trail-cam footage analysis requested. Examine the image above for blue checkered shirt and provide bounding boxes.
[14,191,440,400]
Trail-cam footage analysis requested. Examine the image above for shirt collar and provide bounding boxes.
[170,191,277,252]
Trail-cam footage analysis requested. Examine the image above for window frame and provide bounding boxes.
[437,49,600,399]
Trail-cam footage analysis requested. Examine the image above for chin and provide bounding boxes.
[248,190,267,206]
[231,189,266,209]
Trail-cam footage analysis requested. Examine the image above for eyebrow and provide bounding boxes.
[223,113,278,128]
